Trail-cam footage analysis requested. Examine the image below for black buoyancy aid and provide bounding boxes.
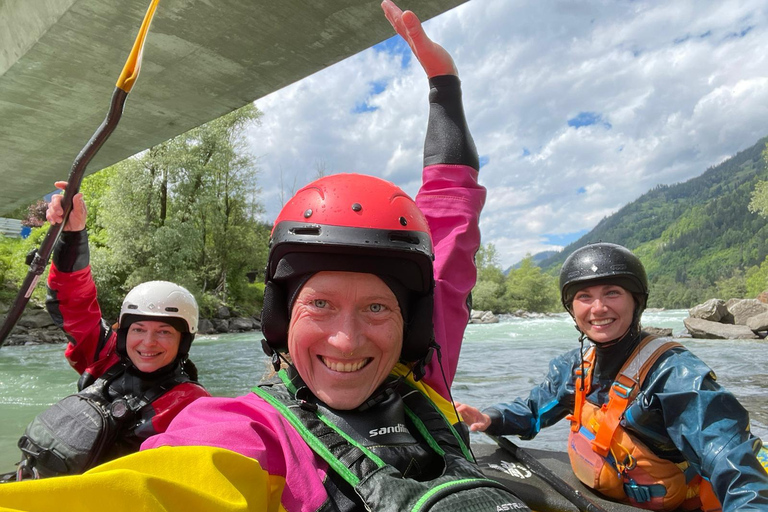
[254,370,531,512]
[16,364,190,479]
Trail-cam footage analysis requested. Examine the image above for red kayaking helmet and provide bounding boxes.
[261,173,435,363]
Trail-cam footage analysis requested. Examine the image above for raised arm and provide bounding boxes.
[382,1,484,397]
[45,182,115,377]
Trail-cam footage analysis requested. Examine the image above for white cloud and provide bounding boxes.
[247,0,768,268]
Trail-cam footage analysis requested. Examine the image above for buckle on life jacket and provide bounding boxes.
[624,480,666,503]
[611,381,634,399]
[619,453,637,472]
[15,459,39,481]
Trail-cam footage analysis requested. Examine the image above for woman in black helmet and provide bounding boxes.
[458,242,768,512]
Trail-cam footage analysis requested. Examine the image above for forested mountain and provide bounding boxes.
[538,136,768,307]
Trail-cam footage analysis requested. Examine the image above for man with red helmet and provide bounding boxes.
[0,2,530,510]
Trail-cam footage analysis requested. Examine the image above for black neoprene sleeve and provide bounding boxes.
[424,75,479,170]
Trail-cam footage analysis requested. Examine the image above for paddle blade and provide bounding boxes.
[116,0,160,93]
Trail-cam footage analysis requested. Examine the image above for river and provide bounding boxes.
[1,309,766,470]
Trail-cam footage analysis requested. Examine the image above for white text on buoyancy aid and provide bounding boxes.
[369,423,410,437]
[497,503,529,511]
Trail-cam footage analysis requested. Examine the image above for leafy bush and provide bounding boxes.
[0,226,50,306]
[196,292,223,320]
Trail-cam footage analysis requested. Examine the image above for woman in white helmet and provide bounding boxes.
[7,187,210,480]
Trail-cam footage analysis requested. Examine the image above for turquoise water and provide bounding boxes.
[1,309,766,470]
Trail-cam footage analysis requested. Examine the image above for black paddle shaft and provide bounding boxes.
[493,435,610,512]
[0,87,128,348]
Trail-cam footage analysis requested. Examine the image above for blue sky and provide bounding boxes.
[246,0,768,269]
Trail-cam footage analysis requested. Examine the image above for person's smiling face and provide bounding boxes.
[287,271,404,410]
[125,320,182,372]
[571,284,635,343]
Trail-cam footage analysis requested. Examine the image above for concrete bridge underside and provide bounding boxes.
[0,0,464,216]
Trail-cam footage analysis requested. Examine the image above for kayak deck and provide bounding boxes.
[473,443,645,512]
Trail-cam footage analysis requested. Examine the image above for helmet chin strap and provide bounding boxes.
[578,331,587,392]
[576,321,637,348]
[261,339,291,373]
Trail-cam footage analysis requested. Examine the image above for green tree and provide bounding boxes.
[475,243,504,283]
[504,255,560,313]
[746,256,768,297]
[715,270,747,301]
[92,103,266,319]
[749,181,768,218]
[471,280,507,314]
[472,243,507,312]
[0,226,50,305]
[539,136,768,309]
[748,144,768,218]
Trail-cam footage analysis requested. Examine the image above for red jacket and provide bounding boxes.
[46,233,209,437]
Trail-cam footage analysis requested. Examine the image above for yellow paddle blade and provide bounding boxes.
[115,0,160,93]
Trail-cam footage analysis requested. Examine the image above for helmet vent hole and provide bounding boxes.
[351,203,362,212]
[127,305,138,310]
[389,232,419,245]
[399,216,407,226]
[165,307,179,312]
[303,209,312,218]
[290,226,321,236]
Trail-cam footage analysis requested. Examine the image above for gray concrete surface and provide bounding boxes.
[0,0,465,216]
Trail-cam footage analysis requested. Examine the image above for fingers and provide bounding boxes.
[67,193,87,231]
[381,0,408,42]
[46,194,64,225]
[381,0,457,78]
[467,415,490,432]
[48,181,68,224]
[455,402,491,432]
[401,10,426,47]
[456,403,480,422]
[381,1,424,53]
[46,181,86,230]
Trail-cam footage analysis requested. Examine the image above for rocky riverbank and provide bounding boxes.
[0,304,261,347]
[469,309,675,337]
[683,297,768,340]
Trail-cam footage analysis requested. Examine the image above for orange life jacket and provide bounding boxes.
[566,336,722,512]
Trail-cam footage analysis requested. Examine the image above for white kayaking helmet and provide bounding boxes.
[117,281,199,362]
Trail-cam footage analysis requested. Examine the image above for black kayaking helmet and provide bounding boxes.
[260,173,435,364]
[559,242,649,320]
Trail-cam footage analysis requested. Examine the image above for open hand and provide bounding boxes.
[381,0,457,78]
[455,401,492,432]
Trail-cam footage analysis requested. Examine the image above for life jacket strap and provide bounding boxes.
[567,347,595,433]
[591,336,682,458]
